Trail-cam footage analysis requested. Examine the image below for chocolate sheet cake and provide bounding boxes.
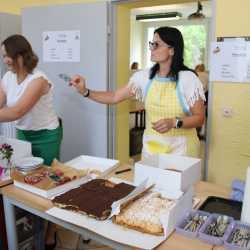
[52,179,135,220]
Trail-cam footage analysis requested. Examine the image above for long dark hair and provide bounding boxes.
[149,26,194,80]
[2,34,38,73]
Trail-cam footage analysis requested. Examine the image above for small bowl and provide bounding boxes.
[14,157,44,172]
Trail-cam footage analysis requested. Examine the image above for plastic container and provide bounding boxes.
[198,213,234,245]
[175,210,210,239]
[224,221,250,250]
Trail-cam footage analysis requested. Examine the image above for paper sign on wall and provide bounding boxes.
[43,30,80,62]
[210,40,250,83]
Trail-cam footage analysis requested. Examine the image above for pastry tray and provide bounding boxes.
[199,196,242,220]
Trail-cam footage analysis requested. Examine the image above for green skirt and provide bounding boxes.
[17,125,63,166]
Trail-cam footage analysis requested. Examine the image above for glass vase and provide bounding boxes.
[0,158,12,179]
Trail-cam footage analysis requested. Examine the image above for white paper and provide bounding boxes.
[47,207,165,250]
[109,178,154,218]
[46,187,192,249]
[43,30,80,62]
[210,41,250,82]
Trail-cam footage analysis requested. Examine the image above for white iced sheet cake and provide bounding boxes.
[114,191,175,235]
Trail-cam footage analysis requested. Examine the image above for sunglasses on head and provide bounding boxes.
[149,41,172,50]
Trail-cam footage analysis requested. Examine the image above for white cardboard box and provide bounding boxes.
[46,178,193,249]
[14,155,119,198]
[135,154,201,192]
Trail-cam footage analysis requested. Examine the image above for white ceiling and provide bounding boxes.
[131,1,211,19]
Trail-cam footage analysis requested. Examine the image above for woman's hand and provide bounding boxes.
[152,118,175,134]
[70,75,87,95]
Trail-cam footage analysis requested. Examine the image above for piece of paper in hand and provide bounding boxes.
[109,178,154,219]
[58,73,71,83]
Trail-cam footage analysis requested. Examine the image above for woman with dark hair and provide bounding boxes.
[70,26,205,157]
[0,34,62,249]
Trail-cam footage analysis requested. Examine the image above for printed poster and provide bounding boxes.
[210,40,250,83]
[43,30,80,62]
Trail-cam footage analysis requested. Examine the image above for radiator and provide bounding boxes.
[0,122,16,138]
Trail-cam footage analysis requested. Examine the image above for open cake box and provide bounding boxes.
[135,153,201,192]
[46,176,193,249]
[13,155,119,198]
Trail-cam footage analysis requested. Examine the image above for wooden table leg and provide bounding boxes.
[0,194,8,250]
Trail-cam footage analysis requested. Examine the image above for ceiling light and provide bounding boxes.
[188,1,206,20]
[136,12,182,22]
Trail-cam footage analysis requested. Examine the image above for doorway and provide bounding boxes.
[114,0,212,179]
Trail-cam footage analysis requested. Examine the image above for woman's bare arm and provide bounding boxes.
[70,75,134,104]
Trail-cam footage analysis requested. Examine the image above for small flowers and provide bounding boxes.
[0,143,13,163]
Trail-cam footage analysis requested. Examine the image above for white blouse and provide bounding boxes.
[1,69,59,131]
[128,68,206,110]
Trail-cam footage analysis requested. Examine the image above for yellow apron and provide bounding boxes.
[143,75,200,158]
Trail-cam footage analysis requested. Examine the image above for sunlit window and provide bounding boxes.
[176,25,206,69]
[145,23,208,69]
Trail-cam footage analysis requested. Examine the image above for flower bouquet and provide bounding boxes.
[0,143,14,179]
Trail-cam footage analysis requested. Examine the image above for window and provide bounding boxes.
[176,25,207,69]
[143,20,209,69]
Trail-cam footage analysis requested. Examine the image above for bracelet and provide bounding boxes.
[82,88,90,97]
